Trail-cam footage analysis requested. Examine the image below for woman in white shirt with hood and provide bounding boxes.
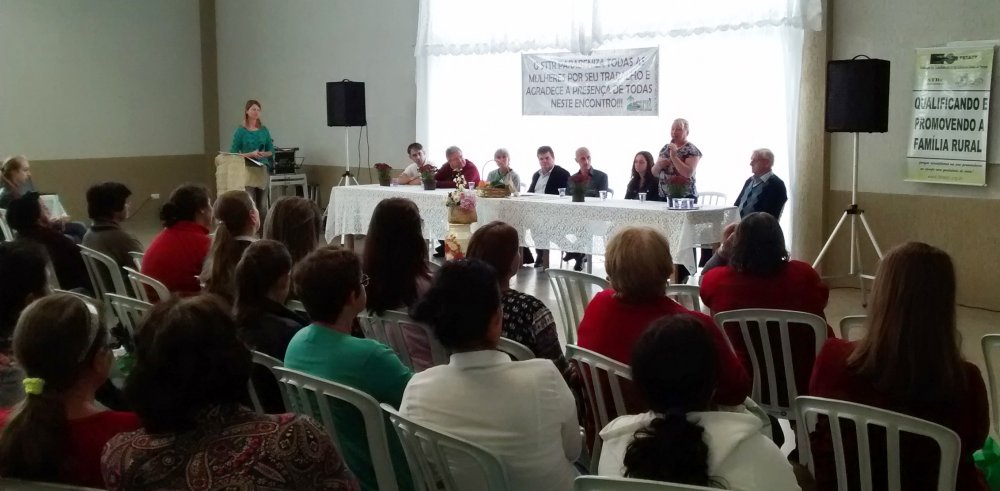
[598,314,799,490]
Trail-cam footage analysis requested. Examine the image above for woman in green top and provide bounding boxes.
[230,99,275,170]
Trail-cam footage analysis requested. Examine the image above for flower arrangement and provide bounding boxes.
[569,173,591,202]
[374,163,392,186]
[446,174,477,224]
[418,164,436,181]
[476,173,513,198]
[665,175,691,199]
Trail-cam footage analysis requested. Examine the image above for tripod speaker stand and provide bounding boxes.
[337,128,360,187]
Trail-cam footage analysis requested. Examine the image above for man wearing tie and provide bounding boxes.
[734,148,787,219]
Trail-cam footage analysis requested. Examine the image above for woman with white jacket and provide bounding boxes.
[597,314,800,490]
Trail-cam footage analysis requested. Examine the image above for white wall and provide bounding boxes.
[0,0,204,160]
[216,0,417,168]
[830,0,1000,198]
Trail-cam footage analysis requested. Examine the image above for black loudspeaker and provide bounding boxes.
[326,81,367,127]
[825,58,890,133]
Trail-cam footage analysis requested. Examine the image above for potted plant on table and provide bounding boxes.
[419,164,437,190]
[374,163,393,186]
[569,173,590,203]
[665,175,692,205]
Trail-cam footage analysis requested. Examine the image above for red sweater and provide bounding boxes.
[808,338,988,491]
[577,289,750,406]
[434,160,481,188]
[0,408,141,488]
[701,259,832,399]
[141,221,211,295]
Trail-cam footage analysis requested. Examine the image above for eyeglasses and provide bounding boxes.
[361,273,370,287]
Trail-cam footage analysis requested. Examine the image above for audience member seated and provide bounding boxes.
[203,190,258,300]
[485,148,521,191]
[363,198,432,315]
[82,181,143,273]
[564,147,610,270]
[141,183,213,296]
[263,196,322,266]
[101,295,358,490]
[6,192,91,292]
[577,226,749,406]
[284,246,413,491]
[525,145,570,268]
[624,151,662,201]
[599,315,800,490]
[1,156,86,242]
[0,241,49,407]
[809,242,989,491]
[701,212,832,398]
[734,148,787,219]
[404,259,581,491]
[0,294,141,488]
[466,221,572,380]
[698,222,737,276]
[234,240,307,414]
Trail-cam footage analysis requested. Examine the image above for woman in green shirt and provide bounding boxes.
[230,99,275,170]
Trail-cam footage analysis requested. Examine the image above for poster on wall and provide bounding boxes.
[906,45,994,185]
[521,48,659,116]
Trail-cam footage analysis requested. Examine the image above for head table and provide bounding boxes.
[324,185,739,271]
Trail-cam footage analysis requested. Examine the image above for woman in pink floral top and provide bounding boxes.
[100,295,358,490]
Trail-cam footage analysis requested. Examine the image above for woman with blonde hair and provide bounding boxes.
[809,242,988,490]
[263,196,322,265]
[203,190,258,300]
[577,226,749,406]
[0,156,34,208]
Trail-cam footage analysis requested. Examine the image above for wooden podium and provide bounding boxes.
[215,154,268,195]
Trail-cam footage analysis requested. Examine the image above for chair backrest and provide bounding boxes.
[123,266,171,302]
[381,403,509,491]
[78,245,129,301]
[286,299,308,317]
[665,284,702,312]
[696,191,727,207]
[249,350,285,414]
[982,334,1000,437]
[357,310,450,372]
[274,367,400,491]
[839,315,867,341]
[566,344,636,471]
[105,293,151,341]
[547,269,609,345]
[497,337,534,361]
[0,208,12,241]
[574,476,718,491]
[796,396,961,491]
[128,251,144,269]
[713,309,827,419]
[46,262,61,290]
[0,478,105,490]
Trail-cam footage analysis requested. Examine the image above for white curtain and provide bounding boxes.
[416,0,821,242]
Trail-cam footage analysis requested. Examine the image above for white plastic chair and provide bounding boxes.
[249,350,286,414]
[105,293,151,341]
[547,269,609,345]
[286,299,308,316]
[357,310,450,372]
[796,396,961,491]
[46,262,61,290]
[696,191,728,207]
[123,266,171,302]
[665,284,702,312]
[382,403,509,491]
[574,476,718,490]
[566,344,636,471]
[79,245,130,303]
[0,208,12,241]
[713,309,827,463]
[0,478,105,490]
[497,337,534,361]
[982,334,1000,437]
[275,367,400,491]
[839,315,867,341]
[128,251,144,269]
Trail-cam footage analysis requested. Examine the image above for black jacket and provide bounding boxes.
[238,300,308,414]
[527,165,571,195]
[734,174,787,219]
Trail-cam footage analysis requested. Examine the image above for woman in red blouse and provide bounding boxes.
[809,242,988,490]
[141,184,213,296]
[577,226,750,407]
[0,294,141,488]
[701,211,832,399]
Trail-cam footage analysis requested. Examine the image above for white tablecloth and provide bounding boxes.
[324,185,740,270]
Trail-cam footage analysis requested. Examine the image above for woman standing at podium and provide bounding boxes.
[230,99,273,219]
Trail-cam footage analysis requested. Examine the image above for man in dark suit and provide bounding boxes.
[563,147,609,271]
[526,145,570,269]
[733,148,787,219]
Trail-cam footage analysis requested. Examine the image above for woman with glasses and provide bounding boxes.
[0,294,140,488]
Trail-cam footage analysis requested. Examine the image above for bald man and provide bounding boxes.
[564,147,609,271]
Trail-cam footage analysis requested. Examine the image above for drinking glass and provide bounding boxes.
[558,187,567,197]
[599,190,608,200]
[638,192,647,203]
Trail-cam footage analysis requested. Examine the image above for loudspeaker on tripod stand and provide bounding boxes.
[825,58,890,133]
[326,81,367,127]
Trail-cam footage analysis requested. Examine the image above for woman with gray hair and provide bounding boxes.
[485,148,521,191]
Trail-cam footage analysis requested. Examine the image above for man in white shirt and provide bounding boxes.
[398,142,435,185]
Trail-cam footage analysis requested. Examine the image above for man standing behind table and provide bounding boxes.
[563,147,610,271]
[733,148,787,219]
[525,146,571,269]
[434,146,480,188]
[398,142,436,185]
